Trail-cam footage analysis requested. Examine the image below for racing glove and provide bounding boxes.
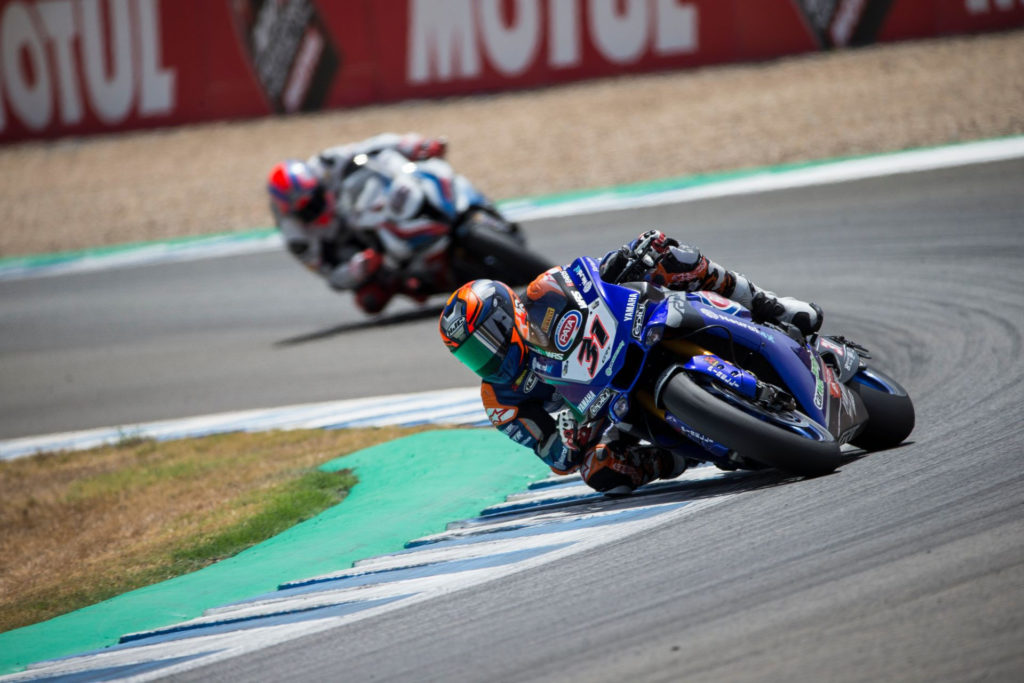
[636,229,676,257]
[600,230,678,284]
[399,135,447,161]
[556,409,599,453]
[780,298,824,336]
[630,230,676,269]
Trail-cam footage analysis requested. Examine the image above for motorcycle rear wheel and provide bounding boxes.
[457,221,553,287]
[848,370,915,450]
[661,373,842,476]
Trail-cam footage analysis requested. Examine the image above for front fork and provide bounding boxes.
[633,339,736,464]
[653,339,793,410]
[636,339,796,466]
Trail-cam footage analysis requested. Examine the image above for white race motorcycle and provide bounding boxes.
[338,149,552,295]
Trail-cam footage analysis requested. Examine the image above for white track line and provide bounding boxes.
[2,137,1021,282]
[0,388,486,461]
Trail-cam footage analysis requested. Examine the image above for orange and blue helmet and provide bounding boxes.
[440,279,529,384]
[267,160,331,223]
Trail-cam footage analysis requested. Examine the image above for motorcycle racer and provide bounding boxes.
[439,230,824,495]
[267,132,448,313]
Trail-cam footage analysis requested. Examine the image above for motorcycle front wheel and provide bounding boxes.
[660,372,842,476]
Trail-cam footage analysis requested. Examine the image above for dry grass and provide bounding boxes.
[0,425,439,633]
[0,30,1022,257]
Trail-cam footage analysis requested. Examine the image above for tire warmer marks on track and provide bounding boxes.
[3,467,741,682]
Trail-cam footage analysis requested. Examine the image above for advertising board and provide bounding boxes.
[1,0,1020,143]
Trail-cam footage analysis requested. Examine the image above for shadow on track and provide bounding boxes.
[274,304,446,347]
[466,445,902,528]
[482,467,821,525]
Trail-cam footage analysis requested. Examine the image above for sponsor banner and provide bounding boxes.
[0,0,268,142]
[1,0,159,138]
[882,0,1024,39]
[789,0,899,47]
[231,0,342,114]
[1,0,1021,143]
[374,0,728,96]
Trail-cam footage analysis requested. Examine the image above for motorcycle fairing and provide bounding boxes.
[525,258,868,459]
[408,167,457,220]
[682,295,826,423]
[528,258,655,421]
[663,412,734,460]
[377,220,449,257]
[682,354,759,400]
[814,335,862,382]
[683,296,867,440]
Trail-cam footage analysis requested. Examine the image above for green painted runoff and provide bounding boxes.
[0,429,550,675]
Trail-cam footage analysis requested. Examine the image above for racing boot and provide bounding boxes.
[751,292,823,337]
[328,248,384,291]
[354,281,395,314]
[399,271,443,304]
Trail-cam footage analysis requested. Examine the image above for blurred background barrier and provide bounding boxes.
[1,0,1022,143]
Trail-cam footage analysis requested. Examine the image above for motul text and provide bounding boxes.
[0,0,174,132]
[407,0,698,83]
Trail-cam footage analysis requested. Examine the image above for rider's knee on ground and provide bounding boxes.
[579,443,648,492]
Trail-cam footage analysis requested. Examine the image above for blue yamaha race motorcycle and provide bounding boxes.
[526,256,915,476]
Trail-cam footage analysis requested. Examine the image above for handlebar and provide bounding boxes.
[611,234,662,284]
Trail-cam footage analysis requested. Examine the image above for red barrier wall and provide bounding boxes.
[1,0,1021,143]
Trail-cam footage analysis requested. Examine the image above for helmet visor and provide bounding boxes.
[295,187,327,222]
[452,330,505,378]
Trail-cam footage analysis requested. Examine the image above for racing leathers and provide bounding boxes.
[480,230,824,494]
[600,230,823,336]
[482,370,690,494]
[271,132,447,313]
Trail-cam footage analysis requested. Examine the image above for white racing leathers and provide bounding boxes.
[275,132,448,294]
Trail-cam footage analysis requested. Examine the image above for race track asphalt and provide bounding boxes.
[2,159,1023,681]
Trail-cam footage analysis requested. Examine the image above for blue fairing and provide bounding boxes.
[414,168,489,222]
[529,258,657,421]
[530,257,833,437]
[689,302,828,425]
[412,169,458,220]
[850,366,907,396]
